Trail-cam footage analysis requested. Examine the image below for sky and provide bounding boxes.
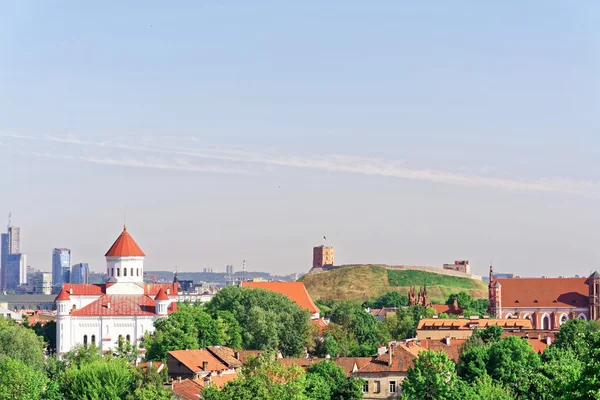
[0,2,599,278]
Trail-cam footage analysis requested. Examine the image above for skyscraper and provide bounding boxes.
[71,263,89,284]
[5,253,26,291]
[52,248,71,287]
[1,219,21,290]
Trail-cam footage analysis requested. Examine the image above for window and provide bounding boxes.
[117,268,120,277]
[374,381,380,393]
[83,335,88,346]
[124,268,127,276]
[126,335,131,343]
[136,268,139,276]
[130,268,133,276]
[542,314,551,330]
[362,381,368,393]
[389,381,396,393]
[91,335,96,344]
[106,325,109,335]
[111,268,114,276]
[560,314,568,325]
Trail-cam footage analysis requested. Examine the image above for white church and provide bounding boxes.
[55,225,177,357]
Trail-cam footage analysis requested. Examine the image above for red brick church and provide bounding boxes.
[488,266,600,330]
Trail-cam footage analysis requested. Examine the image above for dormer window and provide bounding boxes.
[534,300,538,303]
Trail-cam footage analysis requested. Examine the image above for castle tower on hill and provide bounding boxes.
[313,245,334,268]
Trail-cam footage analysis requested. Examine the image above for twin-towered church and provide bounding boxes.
[55,225,177,357]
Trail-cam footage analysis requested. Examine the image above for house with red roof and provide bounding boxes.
[55,225,178,358]
[241,281,321,319]
[488,266,599,330]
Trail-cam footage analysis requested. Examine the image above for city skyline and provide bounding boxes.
[1,3,600,277]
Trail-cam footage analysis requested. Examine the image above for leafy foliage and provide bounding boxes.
[205,286,311,357]
[402,350,458,400]
[364,291,409,308]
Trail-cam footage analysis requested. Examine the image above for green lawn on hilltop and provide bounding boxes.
[387,269,482,289]
[300,265,488,303]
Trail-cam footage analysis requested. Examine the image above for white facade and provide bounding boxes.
[56,226,174,358]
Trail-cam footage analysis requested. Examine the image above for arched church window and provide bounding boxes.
[83,335,88,346]
[126,335,131,343]
[91,335,96,344]
[560,314,568,325]
[130,268,133,276]
[542,315,551,330]
[136,269,139,276]
[111,268,114,276]
[124,268,127,276]
[117,268,120,277]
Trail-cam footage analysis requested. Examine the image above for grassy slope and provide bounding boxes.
[299,266,488,303]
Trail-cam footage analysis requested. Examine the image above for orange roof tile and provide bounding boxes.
[206,346,243,368]
[431,304,464,315]
[172,379,203,400]
[56,287,71,301]
[241,281,319,314]
[145,283,178,296]
[70,295,174,316]
[417,318,532,330]
[62,283,106,296]
[195,373,238,389]
[168,350,231,374]
[155,287,169,301]
[492,278,588,308]
[105,225,145,257]
[311,318,329,332]
[528,339,549,354]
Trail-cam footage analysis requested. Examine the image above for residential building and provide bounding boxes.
[313,245,334,268]
[241,281,320,319]
[5,253,26,291]
[52,248,71,287]
[31,272,53,294]
[488,266,597,330]
[55,225,178,357]
[1,224,20,290]
[0,305,23,322]
[416,316,533,340]
[71,263,89,284]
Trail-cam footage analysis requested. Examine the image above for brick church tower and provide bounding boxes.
[488,265,502,318]
[588,271,600,320]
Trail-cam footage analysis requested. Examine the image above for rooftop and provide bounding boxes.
[492,277,589,308]
[241,281,320,314]
[105,225,145,257]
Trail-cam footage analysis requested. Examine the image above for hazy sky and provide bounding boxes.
[1,2,599,278]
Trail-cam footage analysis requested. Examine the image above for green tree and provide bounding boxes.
[206,286,311,357]
[486,336,541,398]
[113,335,140,362]
[32,321,57,354]
[306,360,363,400]
[0,356,48,400]
[537,346,582,400]
[554,319,600,360]
[61,357,135,400]
[383,308,415,340]
[203,352,308,400]
[402,350,458,400]
[446,291,473,309]
[0,317,46,371]
[367,291,409,308]
[457,345,489,382]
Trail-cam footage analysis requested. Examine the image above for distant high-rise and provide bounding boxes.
[52,248,71,287]
[226,265,234,275]
[1,218,21,290]
[32,271,52,294]
[71,263,89,284]
[5,253,26,291]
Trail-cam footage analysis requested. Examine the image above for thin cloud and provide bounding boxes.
[3,133,599,195]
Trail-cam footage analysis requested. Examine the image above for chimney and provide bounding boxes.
[388,346,393,367]
[545,337,551,346]
[202,361,209,370]
[69,288,73,294]
[107,302,111,309]
[444,336,451,346]
[377,345,387,356]
[203,374,211,384]
[177,377,182,383]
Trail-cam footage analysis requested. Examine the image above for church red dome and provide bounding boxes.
[105,225,145,257]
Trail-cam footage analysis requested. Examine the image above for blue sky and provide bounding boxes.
[1,2,599,277]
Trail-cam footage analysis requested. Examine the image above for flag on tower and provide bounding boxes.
[323,236,327,240]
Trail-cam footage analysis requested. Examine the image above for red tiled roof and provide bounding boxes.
[431,304,464,315]
[417,318,533,330]
[155,287,169,301]
[70,295,167,316]
[311,318,329,332]
[493,278,589,308]
[241,281,319,314]
[333,357,373,376]
[105,226,145,257]
[145,283,178,296]
[168,350,230,373]
[528,339,549,354]
[56,288,71,301]
[206,346,243,368]
[195,373,238,389]
[172,379,203,400]
[62,283,106,296]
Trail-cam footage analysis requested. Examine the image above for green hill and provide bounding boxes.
[299,265,488,304]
